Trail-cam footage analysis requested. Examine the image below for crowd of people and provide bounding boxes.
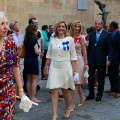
[0,10,120,120]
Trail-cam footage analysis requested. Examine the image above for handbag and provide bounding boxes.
[43,66,49,76]
[84,70,89,78]
[18,44,26,58]
[73,72,79,82]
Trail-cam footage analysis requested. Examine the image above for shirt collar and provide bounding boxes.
[96,29,103,34]
[14,31,20,35]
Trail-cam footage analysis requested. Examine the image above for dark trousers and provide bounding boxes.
[41,50,47,78]
[88,65,106,96]
[108,62,120,93]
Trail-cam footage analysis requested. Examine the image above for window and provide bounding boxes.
[78,0,88,10]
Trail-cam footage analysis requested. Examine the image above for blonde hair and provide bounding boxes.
[70,20,82,37]
[0,11,7,24]
[54,20,67,37]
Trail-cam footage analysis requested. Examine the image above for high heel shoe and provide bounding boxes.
[70,105,75,112]
[52,115,58,120]
[63,110,70,119]
[78,96,86,107]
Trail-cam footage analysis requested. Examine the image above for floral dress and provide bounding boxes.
[0,39,19,120]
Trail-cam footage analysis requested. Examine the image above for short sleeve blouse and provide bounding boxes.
[24,38,38,58]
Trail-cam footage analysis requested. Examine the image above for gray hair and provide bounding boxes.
[95,19,104,25]
[0,11,6,24]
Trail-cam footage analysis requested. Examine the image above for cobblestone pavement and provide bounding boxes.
[14,77,120,120]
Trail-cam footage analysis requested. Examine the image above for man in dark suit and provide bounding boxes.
[86,19,112,101]
[106,21,120,98]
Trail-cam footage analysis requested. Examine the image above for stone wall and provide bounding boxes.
[94,0,120,26]
[0,0,120,78]
[0,0,119,33]
[0,0,94,34]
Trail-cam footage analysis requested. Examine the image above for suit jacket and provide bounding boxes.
[111,30,120,63]
[87,30,112,67]
[46,36,77,61]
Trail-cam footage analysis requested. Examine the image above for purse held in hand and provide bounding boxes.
[73,72,79,82]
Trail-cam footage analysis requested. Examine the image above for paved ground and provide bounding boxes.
[14,77,120,120]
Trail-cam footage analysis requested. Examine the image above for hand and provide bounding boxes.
[19,91,25,98]
[73,72,79,82]
[106,61,111,67]
[84,70,89,78]
[18,44,23,49]
[84,65,89,70]
[40,53,44,58]
[19,95,32,112]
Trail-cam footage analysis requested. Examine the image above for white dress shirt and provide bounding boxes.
[13,31,20,47]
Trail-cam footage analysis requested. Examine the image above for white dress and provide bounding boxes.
[46,36,77,90]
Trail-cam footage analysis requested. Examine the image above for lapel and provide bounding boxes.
[93,31,96,44]
[111,30,120,45]
[112,30,119,40]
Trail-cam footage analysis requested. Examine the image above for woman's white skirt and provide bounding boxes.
[46,60,75,90]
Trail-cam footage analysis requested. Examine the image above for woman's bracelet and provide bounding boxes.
[19,88,24,92]
[73,71,77,73]
[44,66,49,68]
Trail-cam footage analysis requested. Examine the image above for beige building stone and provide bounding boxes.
[0,0,119,34]
[0,0,119,77]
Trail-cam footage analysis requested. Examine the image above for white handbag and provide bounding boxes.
[73,72,79,82]
[84,70,89,78]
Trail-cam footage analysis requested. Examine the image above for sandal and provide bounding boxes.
[52,115,58,120]
[63,110,70,119]
[78,96,86,107]
[70,105,75,112]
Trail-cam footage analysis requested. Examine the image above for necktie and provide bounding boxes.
[96,32,100,43]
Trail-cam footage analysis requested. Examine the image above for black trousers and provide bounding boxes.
[88,65,106,96]
[108,61,120,93]
[41,50,47,78]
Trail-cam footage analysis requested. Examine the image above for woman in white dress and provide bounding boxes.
[45,20,77,120]
[70,20,88,111]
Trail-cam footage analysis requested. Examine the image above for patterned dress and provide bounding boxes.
[0,39,19,120]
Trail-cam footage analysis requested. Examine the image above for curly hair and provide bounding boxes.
[70,20,82,37]
[24,24,38,43]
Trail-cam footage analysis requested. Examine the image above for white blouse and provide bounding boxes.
[46,36,77,61]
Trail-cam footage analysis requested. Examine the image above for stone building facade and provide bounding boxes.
[0,0,119,78]
[0,0,94,34]
[94,0,120,26]
[0,0,119,33]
